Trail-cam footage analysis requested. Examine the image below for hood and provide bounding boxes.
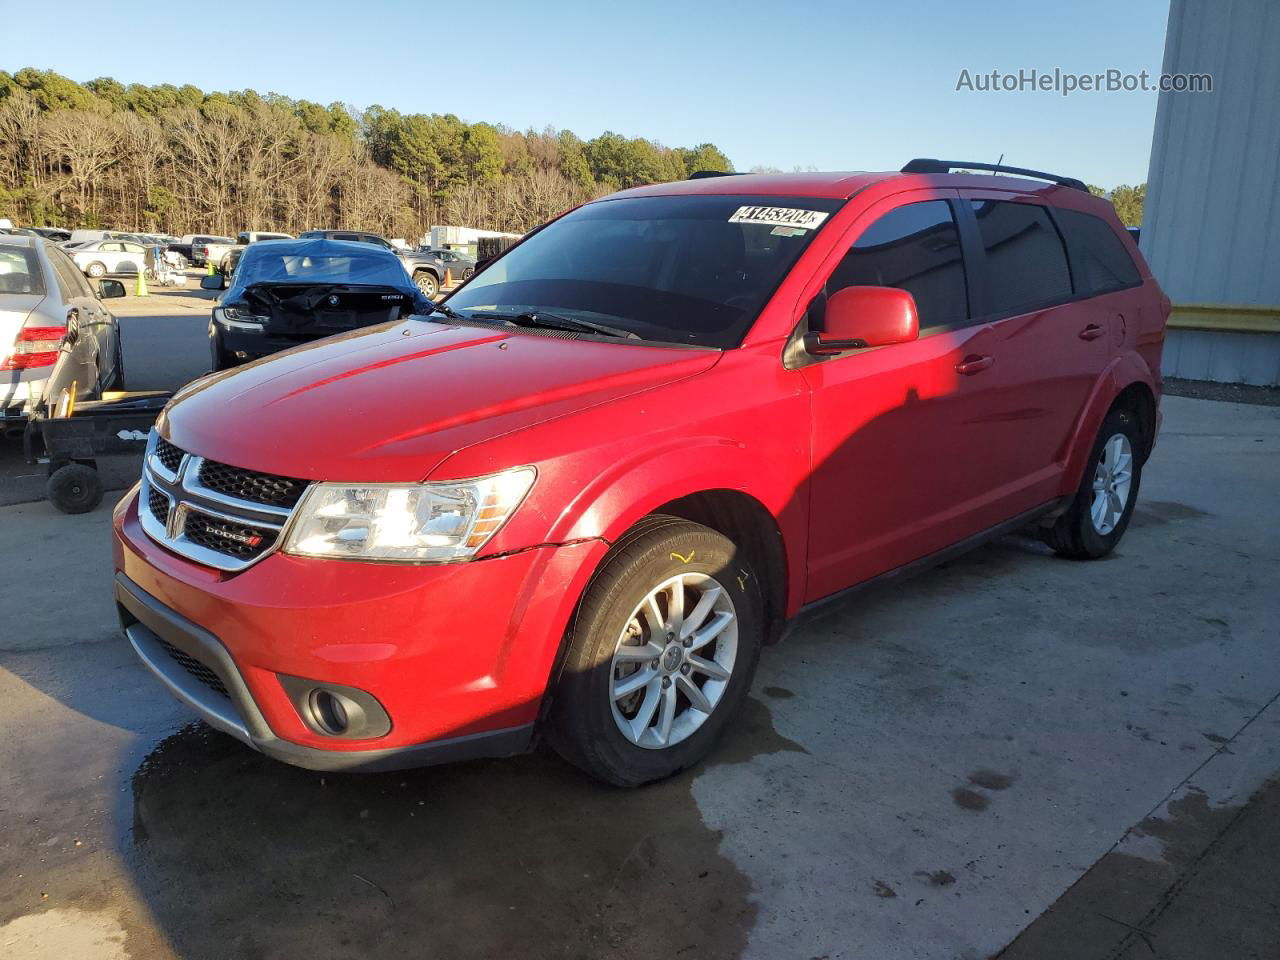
[163,319,720,482]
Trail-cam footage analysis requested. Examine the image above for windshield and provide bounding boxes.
[0,246,46,296]
[445,194,844,347]
[234,250,411,288]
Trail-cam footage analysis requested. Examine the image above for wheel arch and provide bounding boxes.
[648,490,789,645]
[1063,356,1159,490]
[1112,380,1157,462]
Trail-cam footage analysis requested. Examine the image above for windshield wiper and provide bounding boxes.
[428,300,465,321]
[471,310,638,340]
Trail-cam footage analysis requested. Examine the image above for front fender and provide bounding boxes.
[550,437,809,619]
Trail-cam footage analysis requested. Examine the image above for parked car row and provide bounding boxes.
[298,230,475,297]
[114,161,1171,787]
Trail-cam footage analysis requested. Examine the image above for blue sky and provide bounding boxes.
[5,0,1170,187]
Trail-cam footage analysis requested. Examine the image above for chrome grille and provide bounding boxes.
[139,430,310,572]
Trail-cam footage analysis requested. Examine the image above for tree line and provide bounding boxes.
[0,68,734,239]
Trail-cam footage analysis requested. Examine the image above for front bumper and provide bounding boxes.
[113,487,608,770]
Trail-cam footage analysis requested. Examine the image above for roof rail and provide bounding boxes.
[901,158,1088,192]
[687,170,744,179]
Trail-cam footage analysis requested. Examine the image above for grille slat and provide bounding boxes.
[154,437,184,473]
[198,459,307,509]
[157,638,230,699]
[147,488,170,526]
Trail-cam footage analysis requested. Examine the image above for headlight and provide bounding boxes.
[283,467,536,562]
[213,306,268,329]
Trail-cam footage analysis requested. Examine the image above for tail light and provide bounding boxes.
[1,325,66,371]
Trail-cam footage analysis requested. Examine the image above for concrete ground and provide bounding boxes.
[1,363,1277,956]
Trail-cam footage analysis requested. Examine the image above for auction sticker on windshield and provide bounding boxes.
[728,205,829,230]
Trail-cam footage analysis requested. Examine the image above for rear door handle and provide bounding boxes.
[1078,323,1106,341]
[955,354,994,375]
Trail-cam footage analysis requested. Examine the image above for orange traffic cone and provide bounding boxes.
[443,267,453,289]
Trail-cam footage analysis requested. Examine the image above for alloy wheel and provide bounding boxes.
[1090,432,1133,535]
[609,572,738,750]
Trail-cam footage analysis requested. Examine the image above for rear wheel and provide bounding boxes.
[1040,407,1143,559]
[547,517,763,786]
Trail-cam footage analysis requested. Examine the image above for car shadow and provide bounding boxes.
[120,693,803,960]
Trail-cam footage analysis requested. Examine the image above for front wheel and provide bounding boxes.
[1040,407,1143,559]
[414,272,438,299]
[85,262,106,279]
[547,517,763,786]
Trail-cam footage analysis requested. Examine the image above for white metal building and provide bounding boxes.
[1142,0,1280,385]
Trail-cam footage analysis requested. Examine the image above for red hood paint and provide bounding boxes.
[162,320,719,482]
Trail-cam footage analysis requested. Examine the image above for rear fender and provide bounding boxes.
[1061,351,1158,492]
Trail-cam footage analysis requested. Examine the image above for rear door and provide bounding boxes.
[800,192,1017,600]
[954,192,1110,508]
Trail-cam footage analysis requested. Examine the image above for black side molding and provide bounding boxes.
[902,158,1089,192]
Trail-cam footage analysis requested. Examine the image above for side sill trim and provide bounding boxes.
[788,497,1070,631]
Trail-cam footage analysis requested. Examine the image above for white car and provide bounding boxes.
[71,239,149,279]
[1,235,126,425]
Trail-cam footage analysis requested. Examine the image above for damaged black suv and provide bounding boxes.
[205,238,433,371]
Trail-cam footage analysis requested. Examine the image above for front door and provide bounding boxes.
[800,194,1011,602]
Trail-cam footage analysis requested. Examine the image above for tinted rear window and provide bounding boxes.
[0,246,46,296]
[971,200,1071,316]
[1052,208,1142,295]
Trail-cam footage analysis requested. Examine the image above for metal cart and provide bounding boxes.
[23,391,170,513]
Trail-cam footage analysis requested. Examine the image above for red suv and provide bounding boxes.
[113,160,1168,785]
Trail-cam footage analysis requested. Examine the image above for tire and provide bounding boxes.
[85,262,106,279]
[414,272,439,299]
[1040,407,1143,559]
[47,463,104,514]
[546,517,764,786]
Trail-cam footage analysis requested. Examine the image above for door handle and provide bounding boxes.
[1078,323,1106,341]
[955,354,994,375]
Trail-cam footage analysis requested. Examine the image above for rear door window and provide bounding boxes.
[969,200,1072,316]
[1051,208,1142,295]
[824,200,968,331]
[0,246,47,295]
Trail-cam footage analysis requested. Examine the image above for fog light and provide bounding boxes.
[309,689,351,735]
[277,674,392,740]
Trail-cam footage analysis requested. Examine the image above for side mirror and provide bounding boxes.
[200,274,226,290]
[803,286,919,355]
[98,279,126,299]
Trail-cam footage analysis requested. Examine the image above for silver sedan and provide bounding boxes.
[1,235,127,426]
